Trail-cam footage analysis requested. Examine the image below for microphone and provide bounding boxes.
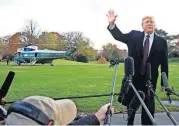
[124,57,134,77]
[109,59,120,68]
[161,72,172,103]
[118,76,128,104]
[118,57,134,106]
[146,63,152,109]
[128,91,145,121]
[147,63,151,81]
[124,56,134,92]
[0,71,15,105]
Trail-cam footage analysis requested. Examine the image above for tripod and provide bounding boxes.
[127,78,157,125]
[165,87,179,98]
[146,80,178,125]
[104,59,119,125]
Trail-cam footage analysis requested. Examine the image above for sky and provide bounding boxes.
[0,0,179,50]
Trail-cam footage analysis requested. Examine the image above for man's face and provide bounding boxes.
[142,18,155,34]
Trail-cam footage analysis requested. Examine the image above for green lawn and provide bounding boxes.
[0,60,179,114]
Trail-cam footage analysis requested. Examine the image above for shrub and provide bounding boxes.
[95,55,101,61]
[97,57,107,64]
[76,54,88,63]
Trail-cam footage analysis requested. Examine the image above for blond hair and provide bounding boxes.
[142,16,155,25]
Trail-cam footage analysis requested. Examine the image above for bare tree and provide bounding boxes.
[61,32,97,60]
[20,20,41,45]
[62,32,86,47]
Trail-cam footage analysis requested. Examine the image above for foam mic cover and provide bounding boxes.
[124,57,134,76]
[129,91,145,112]
[161,72,168,88]
[118,75,128,105]
[0,71,15,98]
[147,63,151,80]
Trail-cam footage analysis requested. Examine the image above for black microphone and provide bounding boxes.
[124,57,134,77]
[109,59,119,68]
[128,91,145,121]
[147,63,151,81]
[146,63,152,109]
[0,71,15,105]
[118,57,134,106]
[161,72,172,103]
[124,56,134,91]
[118,75,128,105]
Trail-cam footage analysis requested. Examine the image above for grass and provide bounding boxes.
[0,59,179,114]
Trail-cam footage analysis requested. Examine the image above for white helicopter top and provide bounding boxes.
[17,45,38,52]
[16,45,66,53]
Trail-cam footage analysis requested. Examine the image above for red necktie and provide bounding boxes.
[140,35,150,75]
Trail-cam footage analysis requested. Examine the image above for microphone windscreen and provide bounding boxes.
[129,91,145,111]
[161,72,168,87]
[0,71,15,98]
[124,57,134,76]
[147,63,151,80]
[118,76,128,104]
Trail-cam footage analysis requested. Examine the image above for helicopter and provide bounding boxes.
[13,45,76,66]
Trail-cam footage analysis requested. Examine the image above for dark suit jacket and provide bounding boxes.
[108,25,168,90]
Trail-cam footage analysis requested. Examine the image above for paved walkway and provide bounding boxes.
[111,112,179,125]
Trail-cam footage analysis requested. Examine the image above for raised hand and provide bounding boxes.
[106,9,117,26]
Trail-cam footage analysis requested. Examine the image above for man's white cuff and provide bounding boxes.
[109,24,115,30]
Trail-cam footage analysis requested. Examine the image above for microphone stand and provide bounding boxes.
[146,80,178,125]
[166,87,179,97]
[104,59,119,125]
[128,76,157,125]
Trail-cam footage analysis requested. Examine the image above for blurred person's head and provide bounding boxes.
[142,16,155,34]
[6,96,77,125]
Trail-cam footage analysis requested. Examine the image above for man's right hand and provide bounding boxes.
[106,9,117,26]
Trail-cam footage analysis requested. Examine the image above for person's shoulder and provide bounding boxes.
[155,34,167,48]
[131,30,142,33]
[129,30,143,36]
[155,34,167,43]
[129,30,142,34]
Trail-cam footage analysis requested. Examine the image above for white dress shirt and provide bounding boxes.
[143,32,154,56]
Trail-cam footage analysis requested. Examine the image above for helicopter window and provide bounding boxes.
[24,48,35,51]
